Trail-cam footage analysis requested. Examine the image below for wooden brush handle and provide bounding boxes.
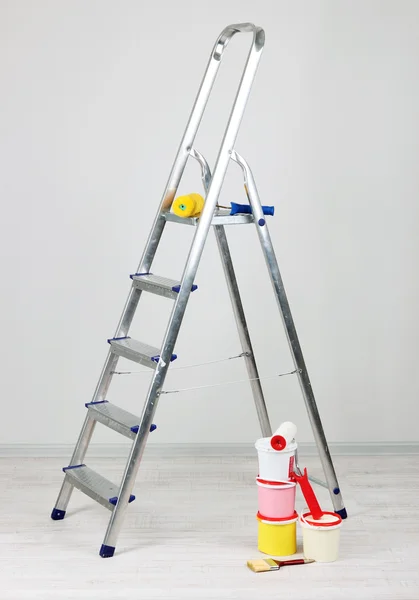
[278,559,310,567]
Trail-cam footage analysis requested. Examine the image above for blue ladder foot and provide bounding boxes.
[99,544,115,558]
[336,507,348,519]
[51,508,66,520]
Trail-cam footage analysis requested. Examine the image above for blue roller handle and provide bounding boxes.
[230,202,275,216]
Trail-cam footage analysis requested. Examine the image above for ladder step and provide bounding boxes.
[108,337,177,369]
[62,465,135,511]
[85,400,157,440]
[130,273,198,299]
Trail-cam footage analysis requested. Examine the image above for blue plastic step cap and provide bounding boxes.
[108,494,135,506]
[85,400,108,408]
[151,353,177,363]
[51,508,66,520]
[131,423,157,434]
[171,284,198,293]
[62,464,85,473]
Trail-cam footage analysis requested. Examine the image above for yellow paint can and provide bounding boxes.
[172,193,205,218]
[256,511,298,556]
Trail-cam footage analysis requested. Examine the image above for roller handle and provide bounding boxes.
[230,202,275,216]
[293,468,323,520]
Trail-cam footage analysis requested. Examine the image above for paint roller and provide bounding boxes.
[270,421,297,451]
[270,421,324,520]
[172,193,205,218]
[171,194,275,219]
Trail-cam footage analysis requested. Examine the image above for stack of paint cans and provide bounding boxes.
[254,422,298,556]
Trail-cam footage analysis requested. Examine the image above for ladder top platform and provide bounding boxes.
[162,209,254,227]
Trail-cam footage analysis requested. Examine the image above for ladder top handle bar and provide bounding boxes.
[213,23,265,60]
[144,23,265,234]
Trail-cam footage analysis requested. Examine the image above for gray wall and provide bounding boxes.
[1,0,418,446]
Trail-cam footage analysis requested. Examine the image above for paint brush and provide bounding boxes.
[247,558,314,573]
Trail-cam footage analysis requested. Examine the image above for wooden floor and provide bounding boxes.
[0,453,418,599]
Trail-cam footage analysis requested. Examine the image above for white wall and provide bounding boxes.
[1,0,419,446]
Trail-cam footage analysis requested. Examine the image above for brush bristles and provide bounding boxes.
[247,559,279,573]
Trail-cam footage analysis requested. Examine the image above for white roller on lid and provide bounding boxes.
[270,421,297,451]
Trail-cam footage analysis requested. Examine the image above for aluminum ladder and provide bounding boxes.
[51,23,347,558]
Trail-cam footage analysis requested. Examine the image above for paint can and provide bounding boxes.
[255,437,297,481]
[256,478,296,519]
[256,511,298,556]
[300,511,342,562]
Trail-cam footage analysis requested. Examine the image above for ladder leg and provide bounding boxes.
[92,286,144,402]
[51,414,96,520]
[51,285,143,520]
[100,365,169,555]
[91,352,119,402]
[100,138,242,554]
[232,152,347,518]
[189,149,271,436]
[99,425,150,556]
[214,225,271,437]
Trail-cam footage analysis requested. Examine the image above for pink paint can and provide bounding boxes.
[256,477,296,519]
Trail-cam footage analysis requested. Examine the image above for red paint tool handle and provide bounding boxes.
[293,467,323,520]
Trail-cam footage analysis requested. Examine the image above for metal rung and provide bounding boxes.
[85,401,157,440]
[308,475,329,489]
[63,465,135,511]
[108,337,177,368]
[162,209,254,227]
[130,273,197,299]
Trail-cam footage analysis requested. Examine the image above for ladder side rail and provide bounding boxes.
[231,151,346,516]
[100,25,266,551]
[190,147,271,436]
[173,25,264,309]
[52,413,97,517]
[91,24,266,402]
[213,225,272,436]
[139,22,265,270]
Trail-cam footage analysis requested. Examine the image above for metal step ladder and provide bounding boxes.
[51,23,347,558]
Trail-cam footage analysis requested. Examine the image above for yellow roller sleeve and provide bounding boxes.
[172,193,205,218]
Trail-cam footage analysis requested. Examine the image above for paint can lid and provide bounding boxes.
[256,510,298,525]
[300,511,342,527]
[256,477,296,488]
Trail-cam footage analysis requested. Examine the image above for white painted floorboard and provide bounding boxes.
[0,454,418,599]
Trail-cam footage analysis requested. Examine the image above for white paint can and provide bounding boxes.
[255,437,297,481]
[300,511,342,562]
